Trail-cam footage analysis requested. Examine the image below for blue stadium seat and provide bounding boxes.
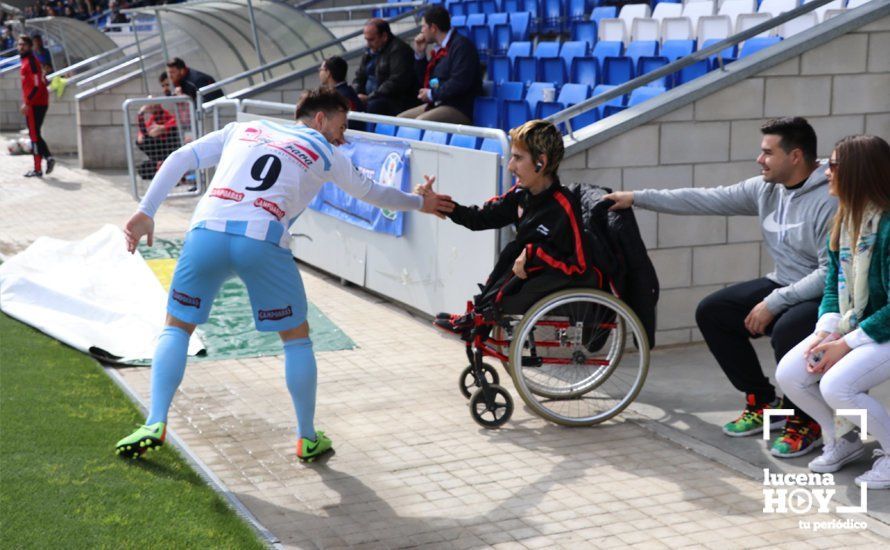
[493,23,512,55]
[538,83,594,129]
[396,126,424,140]
[496,81,525,101]
[465,0,481,15]
[702,39,737,69]
[506,41,532,66]
[637,56,670,87]
[503,0,522,12]
[480,0,498,14]
[593,84,626,118]
[449,1,467,17]
[488,12,509,32]
[524,0,540,32]
[590,6,617,27]
[480,138,504,154]
[524,81,552,118]
[739,36,782,58]
[571,20,597,48]
[661,39,695,61]
[514,56,539,84]
[560,41,589,73]
[535,41,561,59]
[625,41,659,67]
[449,134,480,149]
[473,96,500,128]
[541,58,567,87]
[568,0,588,23]
[541,0,563,34]
[472,25,492,63]
[592,40,623,67]
[571,56,600,85]
[510,11,532,40]
[488,55,512,83]
[452,15,467,28]
[422,130,450,145]
[602,56,634,85]
[675,59,711,86]
[467,13,487,28]
[627,86,666,107]
[503,81,551,131]
[375,123,397,136]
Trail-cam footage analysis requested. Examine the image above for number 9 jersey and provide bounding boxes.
[188,120,378,248]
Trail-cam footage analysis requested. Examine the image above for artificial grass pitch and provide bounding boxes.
[0,313,265,548]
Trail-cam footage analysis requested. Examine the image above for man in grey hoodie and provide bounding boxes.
[605,117,837,459]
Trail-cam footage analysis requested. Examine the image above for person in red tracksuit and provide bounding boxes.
[431,120,597,336]
[18,35,54,178]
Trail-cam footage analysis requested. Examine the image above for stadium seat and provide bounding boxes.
[806,0,844,22]
[631,18,660,42]
[452,15,469,36]
[675,58,711,85]
[488,55,512,83]
[637,56,670,87]
[510,11,532,40]
[627,85,666,108]
[474,96,500,128]
[560,41,589,73]
[625,41,659,67]
[493,23,512,55]
[719,0,757,21]
[739,36,782,58]
[488,11,509,33]
[568,0,588,23]
[735,13,772,37]
[661,39,695,61]
[571,20,597,48]
[541,57,568,87]
[472,25,492,62]
[571,56,600,85]
[617,3,652,32]
[594,84,627,118]
[683,1,716,37]
[558,83,596,130]
[822,8,847,20]
[598,18,627,43]
[535,41,562,60]
[652,1,683,23]
[496,81,525,102]
[660,17,690,41]
[514,55,539,83]
[480,0,498,15]
[396,126,423,140]
[524,0,540,33]
[465,0,481,15]
[502,0,523,12]
[422,130,450,145]
[592,40,623,67]
[375,123,397,136]
[758,0,798,18]
[696,16,732,43]
[449,134,479,149]
[480,138,504,154]
[590,6,617,29]
[541,0,564,34]
[506,41,532,66]
[602,56,634,85]
[778,12,817,37]
[848,0,872,7]
[449,1,467,17]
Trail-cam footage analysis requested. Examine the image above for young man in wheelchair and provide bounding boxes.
[431,120,600,337]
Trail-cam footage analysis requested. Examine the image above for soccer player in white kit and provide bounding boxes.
[116,88,454,461]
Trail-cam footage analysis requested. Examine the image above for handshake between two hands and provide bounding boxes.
[414,175,455,219]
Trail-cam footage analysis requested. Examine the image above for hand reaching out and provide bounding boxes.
[415,175,454,219]
[123,211,154,254]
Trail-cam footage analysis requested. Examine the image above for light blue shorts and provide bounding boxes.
[166,228,307,332]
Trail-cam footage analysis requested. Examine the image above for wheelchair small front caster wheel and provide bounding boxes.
[469,384,513,428]
[459,363,500,399]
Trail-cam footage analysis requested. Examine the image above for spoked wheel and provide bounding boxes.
[459,363,500,399]
[508,289,650,427]
[469,384,514,428]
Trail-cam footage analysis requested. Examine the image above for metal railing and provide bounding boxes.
[546,0,840,139]
[306,1,423,20]
[236,98,513,194]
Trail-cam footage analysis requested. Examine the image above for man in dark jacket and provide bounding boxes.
[165,57,223,106]
[320,56,367,132]
[399,5,482,125]
[352,18,418,117]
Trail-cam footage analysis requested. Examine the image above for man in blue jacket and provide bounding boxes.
[399,5,482,125]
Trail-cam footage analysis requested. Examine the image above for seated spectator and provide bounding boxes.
[1,26,14,52]
[776,135,890,488]
[165,57,223,106]
[159,71,172,96]
[136,101,181,180]
[319,56,366,132]
[352,18,417,117]
[400,5,482,125]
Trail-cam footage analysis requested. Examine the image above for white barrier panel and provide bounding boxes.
[236,112,500,317]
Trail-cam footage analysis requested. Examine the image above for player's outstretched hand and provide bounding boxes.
[124,211,155,254]
[602,191,634,211]
[416,175,454,219]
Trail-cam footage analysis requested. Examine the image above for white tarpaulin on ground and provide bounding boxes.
[0,224,203,362]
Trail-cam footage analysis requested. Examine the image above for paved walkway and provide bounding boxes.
[2,149,888,548]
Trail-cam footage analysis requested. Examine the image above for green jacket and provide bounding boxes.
[819,213,890,343]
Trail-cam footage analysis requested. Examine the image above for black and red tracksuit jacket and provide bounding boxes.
[20,53,48,107]
[447,180,597,301]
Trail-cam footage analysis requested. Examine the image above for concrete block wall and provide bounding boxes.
[563,14,890,347]
[2,71,78,154]
[76,77,147,169]
[1,71,22,131]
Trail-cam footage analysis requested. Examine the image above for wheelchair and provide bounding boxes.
[456,282,651,429]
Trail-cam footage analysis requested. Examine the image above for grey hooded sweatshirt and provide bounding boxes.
[633,164,838,314]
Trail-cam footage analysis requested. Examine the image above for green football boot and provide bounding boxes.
[296,430,333,462]
[115,422,166,459]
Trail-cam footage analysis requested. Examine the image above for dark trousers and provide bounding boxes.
[695,277,820,422]
[366,96,413,117]
[26,104,52,158]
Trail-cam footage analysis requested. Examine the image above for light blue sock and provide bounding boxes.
[284,337,317,441]
[146,326,190,425]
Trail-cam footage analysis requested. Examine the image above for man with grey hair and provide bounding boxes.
[352,18,417,116]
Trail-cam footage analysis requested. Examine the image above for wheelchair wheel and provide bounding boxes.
[469,384,513,428]
[508,289,650,427]
[459,363,500,399]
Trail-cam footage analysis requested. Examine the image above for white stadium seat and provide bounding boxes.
[778,11,818,37]
[696,15,732,41]
[662,16,695,40]
[736,12,773,37]
[631,17,661,42]
[598,18,628,42]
